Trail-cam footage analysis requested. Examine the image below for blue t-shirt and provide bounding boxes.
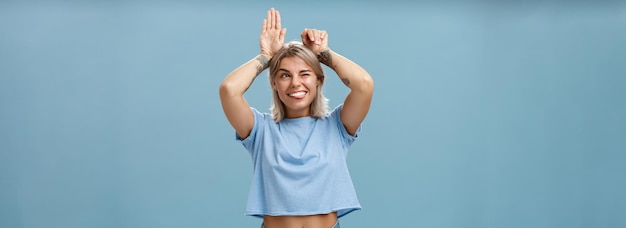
[236,105,362,218]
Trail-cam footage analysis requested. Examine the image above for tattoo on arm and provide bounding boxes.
[255,55,269,75]
[318,49,349,86]
[317,49,336,70]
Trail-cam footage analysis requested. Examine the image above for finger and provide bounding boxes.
[276,9,282,29]
[266,9,272,29]
[320,30,327,40]
[301,28,308,41]
[267,8,274,30]
[280,28,287,41]
[301,28,310,41]
[312,29,322,44]
[307,29,316,42]
[262,19,267,32]
[271,8,277,29]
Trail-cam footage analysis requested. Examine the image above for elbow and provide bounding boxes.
[219,80,242,98]
[352,74,374,94]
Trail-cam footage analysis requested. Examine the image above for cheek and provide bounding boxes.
[274,80,284,89]
[305,77,319,87]
[272,79,284,91]
[307,81,320,96]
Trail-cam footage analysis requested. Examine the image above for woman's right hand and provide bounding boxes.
[260,8,286,58]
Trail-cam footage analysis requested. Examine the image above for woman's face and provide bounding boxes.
[272,56,320,118]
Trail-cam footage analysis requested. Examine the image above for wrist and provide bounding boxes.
[255,54,270,75]
[317,49,333,67]
[259,51,272,60]
[316,47,330,56]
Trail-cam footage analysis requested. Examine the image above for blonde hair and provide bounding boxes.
[268,41,329,122]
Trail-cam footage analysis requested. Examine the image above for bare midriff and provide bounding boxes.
[263,212,337,228]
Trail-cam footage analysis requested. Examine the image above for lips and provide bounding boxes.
[288,91,307,99]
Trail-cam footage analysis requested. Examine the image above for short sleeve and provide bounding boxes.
[330,104,361,147]
[236,107,264,151]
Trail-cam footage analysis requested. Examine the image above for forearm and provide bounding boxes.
[219,54,270,97]
[318,49,373,92]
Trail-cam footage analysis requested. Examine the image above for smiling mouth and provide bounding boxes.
[288,91,307,99]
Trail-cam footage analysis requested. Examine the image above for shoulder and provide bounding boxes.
[327,104,344,118]
[250,107,273,121]
[329,104,361,140]
[237,107,274,141]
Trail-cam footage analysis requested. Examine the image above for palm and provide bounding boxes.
[260,8,286,57]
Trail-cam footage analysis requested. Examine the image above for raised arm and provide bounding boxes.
[301,29,374,136]
[219,8,286,139]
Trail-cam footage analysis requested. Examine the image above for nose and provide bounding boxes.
[290,75,302,87]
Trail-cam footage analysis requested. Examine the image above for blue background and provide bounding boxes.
[1,1,625,227]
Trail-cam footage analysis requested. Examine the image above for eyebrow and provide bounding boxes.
[277,68,312,74]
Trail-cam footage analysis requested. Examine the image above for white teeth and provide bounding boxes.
[288,91,306,97]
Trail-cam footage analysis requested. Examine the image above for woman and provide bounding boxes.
[219,8,373,228]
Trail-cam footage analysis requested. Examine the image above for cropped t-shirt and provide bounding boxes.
[236,105,362,218]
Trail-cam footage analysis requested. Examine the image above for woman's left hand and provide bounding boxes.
[301,28,329,55]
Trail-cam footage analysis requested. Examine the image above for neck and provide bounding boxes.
[285,109,311,119]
